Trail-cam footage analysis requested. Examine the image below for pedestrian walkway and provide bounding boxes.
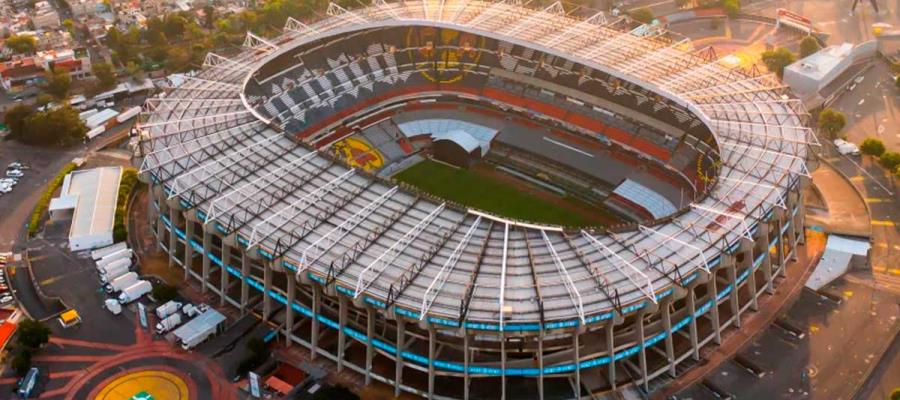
[806,161,871,237]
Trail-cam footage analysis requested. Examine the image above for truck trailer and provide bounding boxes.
[117,280,152,304]
[155,300,183,319]
[95,249,132,269]
[155,313,182,334]
[173,309,226,350]
[91,242,127,261]
[99,259,131,283]
[105,272,139,293]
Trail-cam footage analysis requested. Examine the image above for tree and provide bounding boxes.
[125,61,144,81]
[721,0,740,17]
[152,283,178,303]
[35,93,54,107]
[10,348,32,376]
[44,69,72,100]
[879,152,900,171]
[859,138,885,157]
[62,19,75,32]
[817,108,846,140]
[629,7,654,24]
[760,48,796,79]
[890,388,900,400]
[4,103,34,140]
[165,46,191,72]
[799,36,820,58]
[311,385,360,400]
[6,34,37,54]
[203,5,216,28]
[16,319,51,350]
[674,0,691,8]
[92,62,118,91]
[895,74,900,90]
[20,106,87,146]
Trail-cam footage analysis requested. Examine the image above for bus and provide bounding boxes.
[17,367,39,398]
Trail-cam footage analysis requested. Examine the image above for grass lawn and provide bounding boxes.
[394,159,610,226]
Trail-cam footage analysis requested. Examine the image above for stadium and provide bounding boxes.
[133,1,813,398]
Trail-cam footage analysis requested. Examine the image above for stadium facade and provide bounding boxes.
[134,1,815,398]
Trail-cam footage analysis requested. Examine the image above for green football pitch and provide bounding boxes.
[393,159,616,227]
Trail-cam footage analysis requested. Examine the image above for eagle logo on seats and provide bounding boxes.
[406,27,483,84]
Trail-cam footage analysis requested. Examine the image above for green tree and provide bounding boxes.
[859,138,885,157]
[10,348,32,376]
[35,93,54,107]
[44,69,72,100]
[62,18,75,32]
[761,47,796,79]
[151,283,178,303]
[203,5,216,28]
[20,105,87,146]
[817,108,846,140]
[6,34,37,54]
[895,74,900,89]
[165,46,191,72]
[721,0,740,17]
[629,7,654,24]
[879,152,900,170]
[890,388,900,400]
[92,62,118,91]
[16,319,51,350]
[4,103,34,140]
[125,61,144,81]
[799,36,820,58]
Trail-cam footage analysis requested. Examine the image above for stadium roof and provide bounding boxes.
[136,0,816,328]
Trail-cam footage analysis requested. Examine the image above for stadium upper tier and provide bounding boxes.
[136,0,814,329]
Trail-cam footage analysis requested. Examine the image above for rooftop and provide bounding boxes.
[53,166,122,243]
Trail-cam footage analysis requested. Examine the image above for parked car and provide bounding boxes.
[834,139,861,156]
[0,295,14,303]
[6,169,23,178]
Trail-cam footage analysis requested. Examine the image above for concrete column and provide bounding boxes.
[338,296,347,372]
[428,326,436,398]
[201,228,211,294]
[311,286,320,360]
[463,329,471,400]
[607,323,617,390]
[168,208,178,268]
[285,275,295,347]
[761,222,775,294]
[743,240,759,312]
[662,300,675,376]
[573,331,581,400]
[686,286,700,360]
[220,244,230,307]
[726,260,741,328]
[365,307,374,384]
[262,261,272,321]
[240,251,250,316]
[776,212,787,276]
[395,318,405,398]
[184,220,194,280]
[501,334,507,400]
[707,275,721,344]
[637,312,648,392]
[538,329,544,400]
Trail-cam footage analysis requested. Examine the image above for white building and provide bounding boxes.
[49,166,123,251]
[783,41,878,105]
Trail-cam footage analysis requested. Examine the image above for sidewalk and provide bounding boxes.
[806,160,872,237]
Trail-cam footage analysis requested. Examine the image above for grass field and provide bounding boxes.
[393,159,616,226]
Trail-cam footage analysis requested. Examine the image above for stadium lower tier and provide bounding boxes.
[147,179,806,400]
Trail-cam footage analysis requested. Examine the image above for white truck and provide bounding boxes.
[173,309,226,350]
[118,280,152,304]
[104,298,122,315]
[155,312,182,335]
[155,300,183,319]
[91,242,127,261]
[99,259,131,283]
[96,249,132,269]
[181,303,208,318]
[105,272,139,293]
